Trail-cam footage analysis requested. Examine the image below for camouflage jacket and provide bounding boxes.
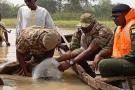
[16,26,61,56]
[70,22,113,55]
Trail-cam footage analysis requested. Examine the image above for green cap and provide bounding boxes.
[77,13,96,28]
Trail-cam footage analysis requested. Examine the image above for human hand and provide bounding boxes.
[16,67,32,77]
[58,61,72,72]
[92,54,103,71]
[56,51,72,62]
[6,42,10,46]
[16,61,33,77]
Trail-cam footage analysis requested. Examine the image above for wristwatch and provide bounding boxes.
[66,60,75,65]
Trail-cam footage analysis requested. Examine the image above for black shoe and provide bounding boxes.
[108,80,123,89]
[79,61,96,78]
[87,70,96,78]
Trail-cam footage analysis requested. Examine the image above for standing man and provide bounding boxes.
[57,13,113,78]
[93,4,135,77]
[0,14,10,46]
[16,0,55,36]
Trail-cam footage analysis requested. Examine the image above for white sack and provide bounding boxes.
[32,57,63,80]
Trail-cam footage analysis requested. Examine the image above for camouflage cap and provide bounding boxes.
[77,13,96,28]
[42,29,61,51]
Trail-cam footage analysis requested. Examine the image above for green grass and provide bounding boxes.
[2,18,115,29]
[99,20,116,29]
[55,20,79,28]
[3,18,16,28]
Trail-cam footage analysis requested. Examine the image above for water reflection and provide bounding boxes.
[3,86,16,90]
[0,47,8,59]
[0,28,92,90]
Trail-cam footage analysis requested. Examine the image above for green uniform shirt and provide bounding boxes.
[70,22,113,55]
[99,25,135,60]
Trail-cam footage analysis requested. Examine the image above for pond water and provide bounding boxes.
[0,28,93,90]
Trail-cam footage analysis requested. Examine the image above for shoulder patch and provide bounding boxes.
[131,24,135,34]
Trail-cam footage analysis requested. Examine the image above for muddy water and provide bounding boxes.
[0,28,93,90]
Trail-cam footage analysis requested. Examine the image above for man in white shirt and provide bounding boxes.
[16,0,55,36]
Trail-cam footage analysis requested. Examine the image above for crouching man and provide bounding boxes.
[16,26,61,76]
[0,26,61,76]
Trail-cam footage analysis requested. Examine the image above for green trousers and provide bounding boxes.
[98,58,135,77]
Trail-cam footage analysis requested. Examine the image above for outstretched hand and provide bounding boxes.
[58,61,72,72]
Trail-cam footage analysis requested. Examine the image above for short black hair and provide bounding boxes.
[112,4,131,13]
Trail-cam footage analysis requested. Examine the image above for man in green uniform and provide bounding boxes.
[93,4,135,77]
[57,13,113,78]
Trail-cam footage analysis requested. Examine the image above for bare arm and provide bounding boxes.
[16,50,30,76]
[73,40,101,63]
[58,40,101,72]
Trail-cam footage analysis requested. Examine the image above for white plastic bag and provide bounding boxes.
[32,57,63,80]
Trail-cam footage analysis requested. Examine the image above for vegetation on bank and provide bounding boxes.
[1,0,116,29]
[1,0,112,20]
[3,18,115,29]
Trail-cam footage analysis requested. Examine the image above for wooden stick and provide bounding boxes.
[56,27,70,49]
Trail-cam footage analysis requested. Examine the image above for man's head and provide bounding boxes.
[24,0,37,10]
[78,13,96,33]
[111,4,131,27]
[42,29,61,51]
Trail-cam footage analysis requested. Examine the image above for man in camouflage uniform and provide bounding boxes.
[16,26,61,76]
[93,4,135,77]
[0,26,61,76]
[57,13,113,78]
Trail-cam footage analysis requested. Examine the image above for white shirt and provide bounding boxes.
[16,5,55,35]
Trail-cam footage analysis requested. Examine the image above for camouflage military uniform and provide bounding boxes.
[69,13,113,77]
[16,26,61,63]
[0,26,61,75]
[16,26,61,56]
[70,22,113,56]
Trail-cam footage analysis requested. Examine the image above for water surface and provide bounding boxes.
[0,28,93,90]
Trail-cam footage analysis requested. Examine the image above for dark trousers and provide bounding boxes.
[78,60,96,77]
[78,48,102,78]
[99,58,135,77]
